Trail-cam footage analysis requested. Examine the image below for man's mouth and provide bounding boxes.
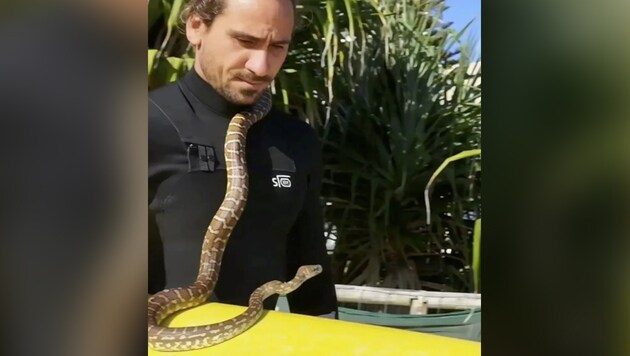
[237,78,268,90]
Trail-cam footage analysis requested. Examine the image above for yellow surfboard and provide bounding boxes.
[148,303,481,355]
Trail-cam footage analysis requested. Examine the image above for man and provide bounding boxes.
[148,0,338,319]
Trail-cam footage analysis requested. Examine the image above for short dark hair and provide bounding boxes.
[180,0,297,25]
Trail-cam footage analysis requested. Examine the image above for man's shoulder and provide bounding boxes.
[148,82,187,145]
[148,81,183,105]
[147,81,190,127]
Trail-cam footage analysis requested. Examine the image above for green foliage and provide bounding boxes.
[309,1,481,292]
[473,218,481,293]
[148,0,481,292]
[424,150,482,292]
[148,0,194,89]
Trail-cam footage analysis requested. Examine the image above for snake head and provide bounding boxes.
[297,264,323,279]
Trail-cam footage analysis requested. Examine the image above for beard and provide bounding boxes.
[199,59,270,106]
[217,82,262,105]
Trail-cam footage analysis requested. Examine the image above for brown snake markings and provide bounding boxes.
[147,89,323,352]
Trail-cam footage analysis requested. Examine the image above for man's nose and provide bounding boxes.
[244,50,271,79]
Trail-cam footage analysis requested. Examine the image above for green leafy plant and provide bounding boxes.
[425,150,481,292]
[315,0,481,292]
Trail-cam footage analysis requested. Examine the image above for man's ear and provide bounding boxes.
[186,14,207,47]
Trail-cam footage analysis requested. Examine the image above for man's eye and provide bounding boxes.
[238,38,255,46]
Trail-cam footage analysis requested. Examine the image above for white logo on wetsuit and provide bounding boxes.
[272,174,292,188]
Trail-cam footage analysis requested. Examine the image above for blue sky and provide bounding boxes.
[442,0,481,58]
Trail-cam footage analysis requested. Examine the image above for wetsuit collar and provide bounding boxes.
[181,69,250,117]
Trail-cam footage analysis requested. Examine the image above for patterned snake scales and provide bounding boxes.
[148,89,323,351]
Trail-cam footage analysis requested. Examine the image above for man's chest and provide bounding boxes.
[150,127,309,232]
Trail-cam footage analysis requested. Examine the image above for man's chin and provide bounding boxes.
[225,88,263,106]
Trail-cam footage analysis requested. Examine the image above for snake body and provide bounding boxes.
[148,89,322,351]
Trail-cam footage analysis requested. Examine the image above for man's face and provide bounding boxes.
[186,0,294,105]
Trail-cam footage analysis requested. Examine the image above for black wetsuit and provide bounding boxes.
[148,70,338,317]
